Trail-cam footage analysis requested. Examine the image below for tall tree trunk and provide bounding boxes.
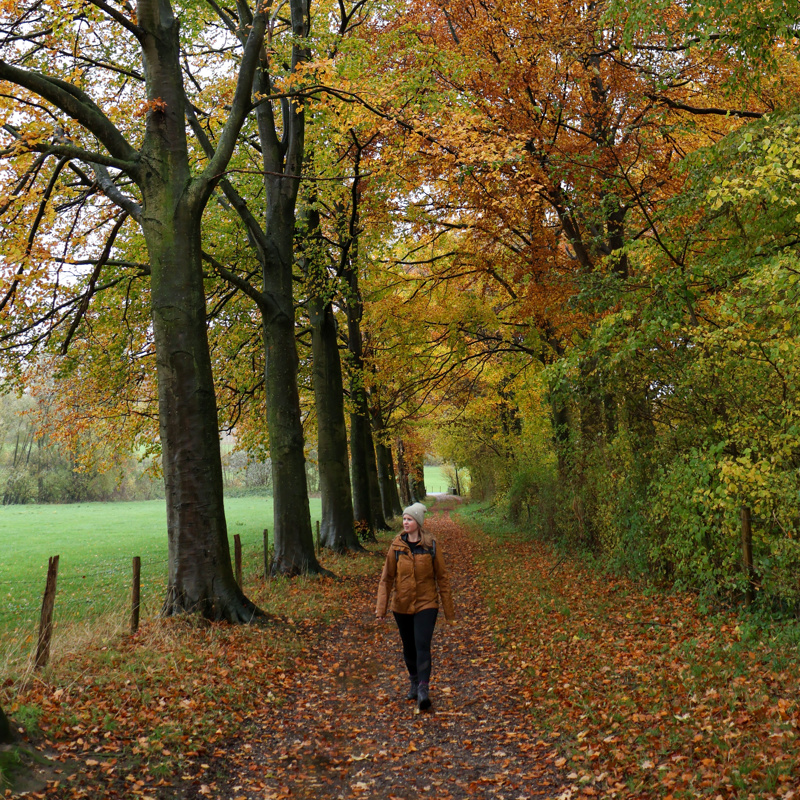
[262,305,320,573]
[343,198,376,539]
[410,454,426,501]
[550,395,571,476]
[299,190,360,553]
[259,206,320,574]
[0,703,13,744]
[370,401,402,519]
[386,445,404,516]
[145,213,254,619]
[349,407,375,539]
[374,440,400,520]
[255,0,322,574]
[396,438,412,507]
[309,292,361,552]
[138,0,260,620]
[365,425,389,530]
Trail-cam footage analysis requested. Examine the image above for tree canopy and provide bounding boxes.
[2,0,800,612]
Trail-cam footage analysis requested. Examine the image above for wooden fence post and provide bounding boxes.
[131,556,141,634]
[315,520,321,554]
[234,534,242,588]
[263,528,269,579]
[35,555,59,670]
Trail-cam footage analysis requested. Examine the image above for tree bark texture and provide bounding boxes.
[375,440,402,520]
[349,407,375,539]
[255,0,322,575]
[370,400,402,518]
[345,293,382,538]
[386,445,404,515]
[396,438,412,507]
[410,454,427,502]
[262,308,320,573]
[309,293,362,552]
[140,0,260,620]
[365,425,390,530]
[0,704,13,744]
[146,212,253,617]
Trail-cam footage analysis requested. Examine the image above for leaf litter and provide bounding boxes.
[5,502,798,798]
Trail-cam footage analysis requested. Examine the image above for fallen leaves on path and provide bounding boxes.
[203,511,565,799]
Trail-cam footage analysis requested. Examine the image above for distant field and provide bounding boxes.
[0,496,321,672]
[0,473,466,673]
[423,464,469,495]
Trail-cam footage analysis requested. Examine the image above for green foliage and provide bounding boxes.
[534,113,800,608]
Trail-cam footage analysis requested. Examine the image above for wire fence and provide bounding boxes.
[0,531,271,677]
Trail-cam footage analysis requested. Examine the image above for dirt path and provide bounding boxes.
[205,511,565,800]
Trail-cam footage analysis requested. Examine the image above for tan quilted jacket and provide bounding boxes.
[375,533,455,620]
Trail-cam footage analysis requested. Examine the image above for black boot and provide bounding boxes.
[405,677,419,701]
[417,681,431,711]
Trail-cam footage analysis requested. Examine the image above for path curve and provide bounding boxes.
[205,510,565,800]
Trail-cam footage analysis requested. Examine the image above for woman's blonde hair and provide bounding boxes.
[420,527,434,550]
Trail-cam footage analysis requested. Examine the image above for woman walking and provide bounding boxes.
[375,502,455,711]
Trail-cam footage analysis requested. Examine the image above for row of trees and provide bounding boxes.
[376,0,800,608]
[3,0,799,621]
[0,0,435,620]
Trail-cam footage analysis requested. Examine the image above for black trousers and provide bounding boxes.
[393,608,438,684]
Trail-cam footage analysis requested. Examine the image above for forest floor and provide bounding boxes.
[4,501,799,799]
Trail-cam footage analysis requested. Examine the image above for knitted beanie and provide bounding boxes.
[402,502,427,529]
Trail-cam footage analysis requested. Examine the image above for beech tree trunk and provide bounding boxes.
[349,406,375,539]
[370,398,402,519]
[386,446,404,516]
[309,292,362,552]
[254,0,323,575]
[299,192,360,553]
[140,0,266,620]
[0,704,13,744]
[375,439,402,520]
[396,438,412,507]
[365,426,390,530]
[144,215,252,618]
[262,305,320,574]
[343,199,377,539]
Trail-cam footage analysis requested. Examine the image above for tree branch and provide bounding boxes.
[60,212,130,354]
[646,94,764,119]
[0,61,140,166]
[197,2,269,195]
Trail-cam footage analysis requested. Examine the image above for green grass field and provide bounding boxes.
[0,496,321,672]
[0,470,465,673]
[423,464,468,494]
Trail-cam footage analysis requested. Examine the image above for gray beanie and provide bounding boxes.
[402,502,427,529]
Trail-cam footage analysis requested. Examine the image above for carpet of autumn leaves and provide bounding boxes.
[3,501,799,799]
[464,510,800,799]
